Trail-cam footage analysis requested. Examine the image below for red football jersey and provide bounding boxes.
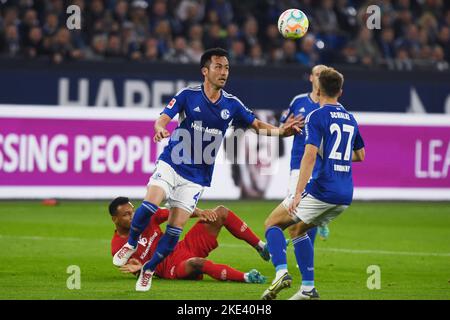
[111,208,170,266]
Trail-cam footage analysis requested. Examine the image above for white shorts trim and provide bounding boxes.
[147,161,204,214]
[282,193,348,226]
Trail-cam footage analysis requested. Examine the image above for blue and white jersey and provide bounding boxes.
[280,93,320,170]
[304,104,365,205]
[159,85,256,187]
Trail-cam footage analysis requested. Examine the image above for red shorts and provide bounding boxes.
[155,221,218,280]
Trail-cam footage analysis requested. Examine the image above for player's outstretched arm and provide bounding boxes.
[153,114,172,142]
[352,148,365,162]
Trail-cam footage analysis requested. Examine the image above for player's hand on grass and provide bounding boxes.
[153,127,170,142]
[119,258,142,274]
[288,193,301,216]
[198,209,218,222]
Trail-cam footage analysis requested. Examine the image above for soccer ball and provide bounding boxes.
[277,9,309,39]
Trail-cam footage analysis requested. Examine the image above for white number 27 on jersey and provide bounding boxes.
[329,124,354,161]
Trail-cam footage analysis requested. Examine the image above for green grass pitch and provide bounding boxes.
[0,200,449,300]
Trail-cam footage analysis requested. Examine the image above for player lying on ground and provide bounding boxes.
[110,197,267,283]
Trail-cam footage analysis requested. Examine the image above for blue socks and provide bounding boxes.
[307,227,317,246]
[128,201,159,248]
[143,225,183,272]
[265,226,287,271]
[293,234,314,287]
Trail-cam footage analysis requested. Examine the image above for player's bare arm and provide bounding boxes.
[288,144,318,214]
[352,148,365,162]
[153,114,172,142]
[251,114,303,137]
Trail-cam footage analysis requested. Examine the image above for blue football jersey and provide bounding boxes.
[280,93,320,170]
[304,104,365,205]
[159,85,256,187]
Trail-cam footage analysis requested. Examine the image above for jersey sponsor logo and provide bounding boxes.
[221,109,230,120]
[138,236,148,247]
[191,122,223,135]
[167,98,176,109]
[140,231,159,260]
[194,106,201,112]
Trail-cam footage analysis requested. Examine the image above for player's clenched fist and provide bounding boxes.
[153,127,170,142]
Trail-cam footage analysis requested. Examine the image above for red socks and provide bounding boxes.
[201,260,245,282]
[223,210,260,248]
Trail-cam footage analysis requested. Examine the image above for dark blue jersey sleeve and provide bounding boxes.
[233,100,256,128]
[160,89,187,119]
[353,130,365,150]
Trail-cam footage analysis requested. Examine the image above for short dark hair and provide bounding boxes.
[200,48,229,69]
[319,68,344,98]
[108,196,130,216]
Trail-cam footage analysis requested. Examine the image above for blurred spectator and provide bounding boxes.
[203,22,227,49]
[186,39,204,63]
[0,24,20,57]
[246,43,266,66]
[335,0,358,37]
[50,28,82,64]
[263,24,283,53]
[432,45,449,71]
[143,37,160,61]
[297,34,319,67]
[337,41,360,65]
[164,36,191,63]
[280,40,298,64]
[355,28,381,67]
[229,39,246,64]
[113,0,129,26]
[377,27,396,63]
[315,0,340,35]
[23,26,45,58]
[242,16,259,53]
[176,0,205,31]
[394,24,421,59]
[187,24,204,43]
[130,0,150,42]
[436,26,450,62]
[84,33,108,61]
[206,0,233,27]
[393,47,413,71]
[105,33,123,58]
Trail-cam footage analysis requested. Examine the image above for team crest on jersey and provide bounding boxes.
[167,98,176,109]
[221,109,230,120]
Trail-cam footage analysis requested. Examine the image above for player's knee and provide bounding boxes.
[187,258,206,271]
[214,206,228,218]
[264,216,275,229]
[214,206,228,224]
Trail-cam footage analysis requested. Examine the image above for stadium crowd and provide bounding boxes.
[0,0,449,71]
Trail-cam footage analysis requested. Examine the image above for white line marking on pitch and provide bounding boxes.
[1,234,449,257]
